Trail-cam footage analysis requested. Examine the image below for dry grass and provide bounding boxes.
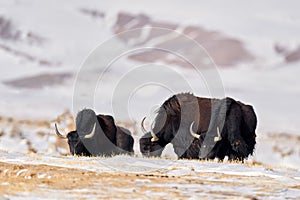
[0,161,275,199]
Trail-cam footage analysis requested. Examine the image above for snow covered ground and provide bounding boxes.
[1,150,300,199]
[0,1,300,198]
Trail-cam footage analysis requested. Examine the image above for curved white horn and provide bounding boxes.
[141,117,148,133]
[83,123,96,139]
[150,121,159,142]
[190,121,200,139]
[214,126,222,142]
[55,123,67,139]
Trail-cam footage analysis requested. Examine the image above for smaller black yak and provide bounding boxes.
[55,109,134,156]
[140,93,257,161]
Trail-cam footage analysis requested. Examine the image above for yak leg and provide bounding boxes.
[227,149,244,162]
[228,155,244,162]
[215,141,230,161]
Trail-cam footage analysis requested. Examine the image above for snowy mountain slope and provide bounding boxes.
[0,0,299,119]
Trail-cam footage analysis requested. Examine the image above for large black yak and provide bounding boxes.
[55,109,134,156]
[139,93,257,161]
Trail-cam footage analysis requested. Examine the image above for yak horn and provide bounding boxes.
[150,121,159,142]
[190,121,200,139]
[83,123,96,139]
[141,117,148,133]
[55,123,67,139]
[150,130,159,142]
[214,127,222,142]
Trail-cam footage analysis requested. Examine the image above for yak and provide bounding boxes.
[139,93,257,161]
[55,109,134,156]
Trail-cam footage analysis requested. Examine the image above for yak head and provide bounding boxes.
[54,125,91,156]
[54,109,100,156]
[139,132,167,157]
[139,95,182,157]
[140,105,176,153]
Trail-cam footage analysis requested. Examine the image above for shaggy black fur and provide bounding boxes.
[139,93,257,161]
[61,109,134,156]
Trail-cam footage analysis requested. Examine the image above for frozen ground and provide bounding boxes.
[1,150,300,199]
[0,0,300,199]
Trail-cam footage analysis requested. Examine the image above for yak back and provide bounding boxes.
[96,114,117,144]
[76,109,118,156]
[153,93,194,143]
[153,93,216,141]
[161,93,216,134]
[97,115,135,155]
